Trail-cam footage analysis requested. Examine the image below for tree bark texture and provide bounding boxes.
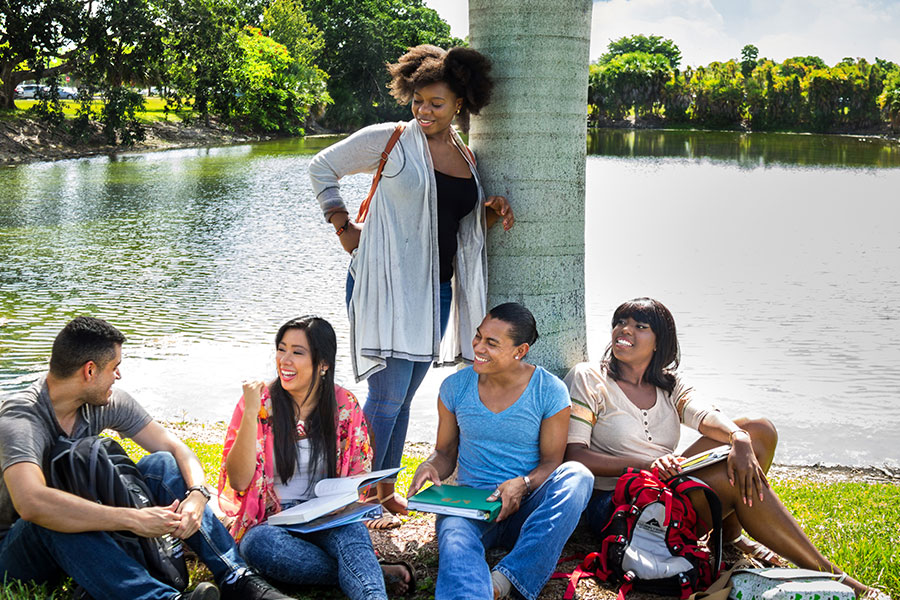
[468,0,593,376]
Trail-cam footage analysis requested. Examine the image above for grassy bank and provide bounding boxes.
[2,435,897,600]
[12,97,191,123]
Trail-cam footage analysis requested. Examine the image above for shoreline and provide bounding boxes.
[0,116,286,166]
[2,115,898,167]
[161,420,900,485]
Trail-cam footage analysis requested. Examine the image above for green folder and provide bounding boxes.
[407,484,502,521]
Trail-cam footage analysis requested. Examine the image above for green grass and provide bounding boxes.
[2,440,897,599]
[11,97,192,123]
[771,478,900,594]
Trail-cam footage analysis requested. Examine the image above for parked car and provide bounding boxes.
[13,84,58,99]
[57,87,78,100]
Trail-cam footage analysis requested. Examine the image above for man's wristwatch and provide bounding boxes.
[185,485,212,503]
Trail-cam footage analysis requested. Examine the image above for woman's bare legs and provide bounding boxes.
[683,418,870,597]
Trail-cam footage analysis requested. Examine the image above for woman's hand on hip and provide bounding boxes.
[338,222,362,253]
[484,196,514,231]
[487,476,527,521]
[727,434,768,507]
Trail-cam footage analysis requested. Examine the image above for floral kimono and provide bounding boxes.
[216,385,372,541]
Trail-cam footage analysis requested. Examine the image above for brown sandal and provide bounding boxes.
[729,534,789,567]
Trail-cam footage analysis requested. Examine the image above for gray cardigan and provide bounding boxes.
[308,120,487,381]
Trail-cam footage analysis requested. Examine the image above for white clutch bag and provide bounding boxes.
[729,568,855,600]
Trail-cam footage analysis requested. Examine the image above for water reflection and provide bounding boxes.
[588,128,900,168]
[2,130,899,466]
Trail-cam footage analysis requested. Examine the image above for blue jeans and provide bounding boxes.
[239,520,385,600]
[0,452,245,600]
[434,462,593,600]
[584,489,615,536]
[346,272,452,473]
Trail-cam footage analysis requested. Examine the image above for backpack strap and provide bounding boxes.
[669,475,724,575]
[356,123,405,224]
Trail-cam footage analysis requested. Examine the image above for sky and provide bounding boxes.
[422,0,900,67]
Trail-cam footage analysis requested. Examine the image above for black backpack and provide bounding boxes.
[48,436,189,591]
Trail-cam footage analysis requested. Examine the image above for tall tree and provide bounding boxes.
[303,0,461,129]
[0,0,87,108]
[600,34,681,69]
[261,0,323,66]
[740,44,758,78]
[469,0,593,376]
[161,0,241,123]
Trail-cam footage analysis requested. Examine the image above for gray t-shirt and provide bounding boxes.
[0,375,152,540]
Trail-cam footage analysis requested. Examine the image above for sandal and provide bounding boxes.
[860,588,892,600]
[366,511,403,530]
[729,534,789,567]
[380,559,416,596]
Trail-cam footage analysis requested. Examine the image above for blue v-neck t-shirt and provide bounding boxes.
[439,366,570,490]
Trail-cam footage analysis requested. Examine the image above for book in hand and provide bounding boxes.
[281,501,383,534]
[671,444,731,477]
[407,484,502,521]
[267,466,402,526]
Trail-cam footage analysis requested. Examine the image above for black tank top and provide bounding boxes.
[435,170,478,282]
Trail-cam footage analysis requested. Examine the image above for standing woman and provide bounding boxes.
[309,44,514,528]
[564,298,887,599]
[217,316,412,598]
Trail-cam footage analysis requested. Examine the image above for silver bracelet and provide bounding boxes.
[522,475,532,495]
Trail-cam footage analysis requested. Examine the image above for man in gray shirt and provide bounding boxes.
[0,317,289,600]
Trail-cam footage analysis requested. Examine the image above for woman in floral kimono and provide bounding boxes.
[217,316,412,598]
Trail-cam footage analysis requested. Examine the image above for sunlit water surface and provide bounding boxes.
[2,130,899,467]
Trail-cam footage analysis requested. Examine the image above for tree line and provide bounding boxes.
[590,35,900,133]
[0,0,460,141]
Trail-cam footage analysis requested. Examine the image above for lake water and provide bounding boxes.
[2,129,899,467]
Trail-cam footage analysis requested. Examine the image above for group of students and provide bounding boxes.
[0,42,887,600]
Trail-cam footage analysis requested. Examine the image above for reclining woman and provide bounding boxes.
[564,297,886,599]
[308,44,514,529]
[408,303,593,600]
[216,316,412,599]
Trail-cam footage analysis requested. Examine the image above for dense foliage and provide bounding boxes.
[590,35,900,133]
[1,0,336,141]
[303,0,463,129]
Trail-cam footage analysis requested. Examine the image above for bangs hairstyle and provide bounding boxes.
[387,45,494,131]
[603,298,680,393]
[268,315,338,487]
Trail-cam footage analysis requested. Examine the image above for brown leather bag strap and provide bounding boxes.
[356,123,406,224]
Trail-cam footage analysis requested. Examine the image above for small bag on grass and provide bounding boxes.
[729,568,855,600]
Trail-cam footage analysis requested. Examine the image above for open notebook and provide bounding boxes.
[267,466,402,526]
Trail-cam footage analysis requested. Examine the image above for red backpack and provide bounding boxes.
[558,468,723,600]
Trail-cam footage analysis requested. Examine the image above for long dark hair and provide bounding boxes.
[603,298,679,393]
[269,316,338,486]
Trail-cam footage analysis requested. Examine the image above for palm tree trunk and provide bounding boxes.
[469,0,593,376]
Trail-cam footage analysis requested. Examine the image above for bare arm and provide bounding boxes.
[131,419,209,538]
[223,381,266,493]
[407,397,459,497]
[565,442,653,476]
[697,411,767,504]
[5,461,180,537]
